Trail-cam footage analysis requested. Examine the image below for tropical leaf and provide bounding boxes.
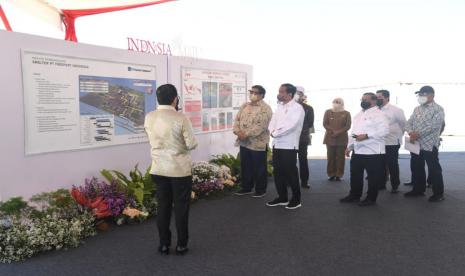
[133,189,144,205]
[111,170,131,186]
[100,169,114,183]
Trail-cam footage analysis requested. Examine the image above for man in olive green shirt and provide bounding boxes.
[233,85,273,197]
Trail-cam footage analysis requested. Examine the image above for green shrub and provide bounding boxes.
[0,197,28,216]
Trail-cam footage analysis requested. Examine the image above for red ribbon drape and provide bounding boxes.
[0,4,12,31]
[61,0,176,42]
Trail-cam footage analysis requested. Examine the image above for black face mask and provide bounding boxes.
[376,99,384,107]
[175,96,180,111]
[361,101,371,110]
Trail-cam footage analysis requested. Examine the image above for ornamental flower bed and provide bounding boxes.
[191,162,237,199]
[0,191,96,263]
[0,155,240,263]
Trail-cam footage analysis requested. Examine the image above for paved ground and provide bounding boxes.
[2,153,465,276]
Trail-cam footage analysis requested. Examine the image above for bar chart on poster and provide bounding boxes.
[21,50,158,154]
[181,67,247,134]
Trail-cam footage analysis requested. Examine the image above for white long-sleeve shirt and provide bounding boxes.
[348,106,389,155]
[379,103,407,146]
[268,100,304,149]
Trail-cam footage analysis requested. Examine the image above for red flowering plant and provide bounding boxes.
[70,178,132,220]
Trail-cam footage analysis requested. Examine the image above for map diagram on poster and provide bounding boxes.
[22,51,157,154]
[79,76,156,145]
[181,67,247,133]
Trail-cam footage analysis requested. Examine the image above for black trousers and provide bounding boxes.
[409,153,433,185]
[350,153,385,201]
[272,148,301,202]
[384,145,400,189]
[298,140,310,185]
[151,174,192,247]
[240,146,268,193]
[411,147,444,195]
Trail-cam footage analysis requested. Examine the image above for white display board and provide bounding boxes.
[0,31,252,201]
[0,31,167,201]
[169,56,253,161]
[22,51,158,154]
[181,67,247,133]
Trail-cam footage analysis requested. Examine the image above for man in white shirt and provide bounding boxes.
[340,92,389,206]
[376,90,406,193]
[266,83,305,209]
[144,84,198,255]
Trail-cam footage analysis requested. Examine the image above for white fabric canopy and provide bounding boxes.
[1,0,175,40]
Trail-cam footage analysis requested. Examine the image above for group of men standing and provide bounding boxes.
[233,83,314,210]
[340,86,446,206]
[144,83,446,255]
[234,83,446,209]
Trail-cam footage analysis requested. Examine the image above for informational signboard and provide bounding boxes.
[22,50,157,154]
[181,67,247,133]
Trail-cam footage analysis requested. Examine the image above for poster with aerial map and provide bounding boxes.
[22,50,158,154]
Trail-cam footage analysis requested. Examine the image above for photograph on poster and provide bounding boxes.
[218,112,226,129]
[202,82,218,109]
[218,83,232,108]
[227,112,233,128]
[202,112,210,131]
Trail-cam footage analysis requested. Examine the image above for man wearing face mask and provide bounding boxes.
[376,90,407,193]
[267,83,305,209]
[340,92,389,206]
[233,85,273,197]
[295,86,314,189]
[404,86,445,202]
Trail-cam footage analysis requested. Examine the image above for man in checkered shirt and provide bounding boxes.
[404,86,445,202]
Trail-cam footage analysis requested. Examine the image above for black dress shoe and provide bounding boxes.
[358,199,376,206]
[339,195,360,203]
[428,194,445,202]
[158,245,170,255]
[328,176,336,181]
[404,182,413,186]
[175,246,189,255]
[404,191,425,197]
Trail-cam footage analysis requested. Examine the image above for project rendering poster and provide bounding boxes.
[22,50,157,154]
[181,67,247,134]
